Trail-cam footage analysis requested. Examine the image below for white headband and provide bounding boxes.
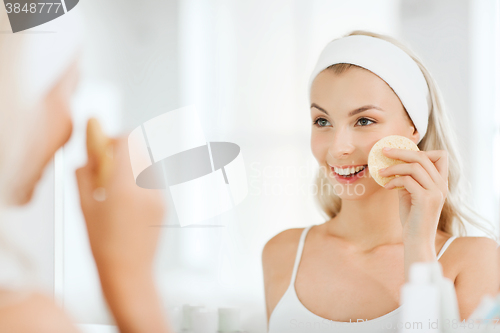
[308,35,431,144]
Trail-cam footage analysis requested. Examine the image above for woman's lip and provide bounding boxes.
[330,164,367,169]
[330,165,369,184]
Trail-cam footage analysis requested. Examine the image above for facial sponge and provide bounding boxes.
[86,118,113,188]
[368,135,420,188]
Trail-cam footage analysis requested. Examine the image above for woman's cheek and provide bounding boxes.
[310,132,329,164]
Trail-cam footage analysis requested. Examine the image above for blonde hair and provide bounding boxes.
[313,30,498,242]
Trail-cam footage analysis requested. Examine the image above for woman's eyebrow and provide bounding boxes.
[310,103,384,116]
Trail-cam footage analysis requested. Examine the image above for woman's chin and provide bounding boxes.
[325,176,382,199]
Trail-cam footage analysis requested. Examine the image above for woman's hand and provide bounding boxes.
[378,148,448,243]
[75,133,171,333]
[75,135,165,274]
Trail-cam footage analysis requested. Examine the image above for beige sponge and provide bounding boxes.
[368,135,419,188]
[86,118,113,188]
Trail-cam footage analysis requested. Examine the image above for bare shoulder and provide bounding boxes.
[0,289,80,333]
[448,237,500,319]
[262,227,304,269]
[450,236,499,271]
[452,236,498,257]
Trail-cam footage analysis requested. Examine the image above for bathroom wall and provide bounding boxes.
[400,0,500,238]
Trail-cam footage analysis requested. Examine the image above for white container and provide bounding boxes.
[467,295,497,328]
[192,307,218,333]
[429,261,460,333]
[469,293,500,333]
[182,304,206,331]
[167,306,182,333]
[218,307,240,332]
[400,262,441,333]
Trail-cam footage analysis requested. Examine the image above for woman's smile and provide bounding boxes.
[329,163,370,184]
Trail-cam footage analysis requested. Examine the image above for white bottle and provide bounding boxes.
[429,262,460,333]
[218,307,241,332]
[400,262,441,333]
[191,307,218,333]
[182,304,206,332]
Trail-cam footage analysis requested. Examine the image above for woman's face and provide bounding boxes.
[10,60,79,205]
[310,66,420,199]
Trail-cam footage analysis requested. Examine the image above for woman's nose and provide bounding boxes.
[328,129,355,159]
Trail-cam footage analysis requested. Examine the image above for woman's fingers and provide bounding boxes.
[382,148,448,193]
[384,174,422,194]
[422,150,448,183]
[384,174,444,205]
[107,136,140,191]
[379,162,435,190]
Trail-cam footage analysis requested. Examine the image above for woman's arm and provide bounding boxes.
[403,235,437,283]
[0,290,81,333]
[98,266,168,333]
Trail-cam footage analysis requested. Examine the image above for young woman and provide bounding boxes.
[0,9,172,333]
[263,30,500,332]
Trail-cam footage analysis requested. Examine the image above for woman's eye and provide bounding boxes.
[356,117,375,126]
[313,117,331,127]
[313,117,375,127]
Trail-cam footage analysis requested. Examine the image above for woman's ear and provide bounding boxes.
[410,126,420,145]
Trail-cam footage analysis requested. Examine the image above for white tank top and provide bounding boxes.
[268,225,458,333]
